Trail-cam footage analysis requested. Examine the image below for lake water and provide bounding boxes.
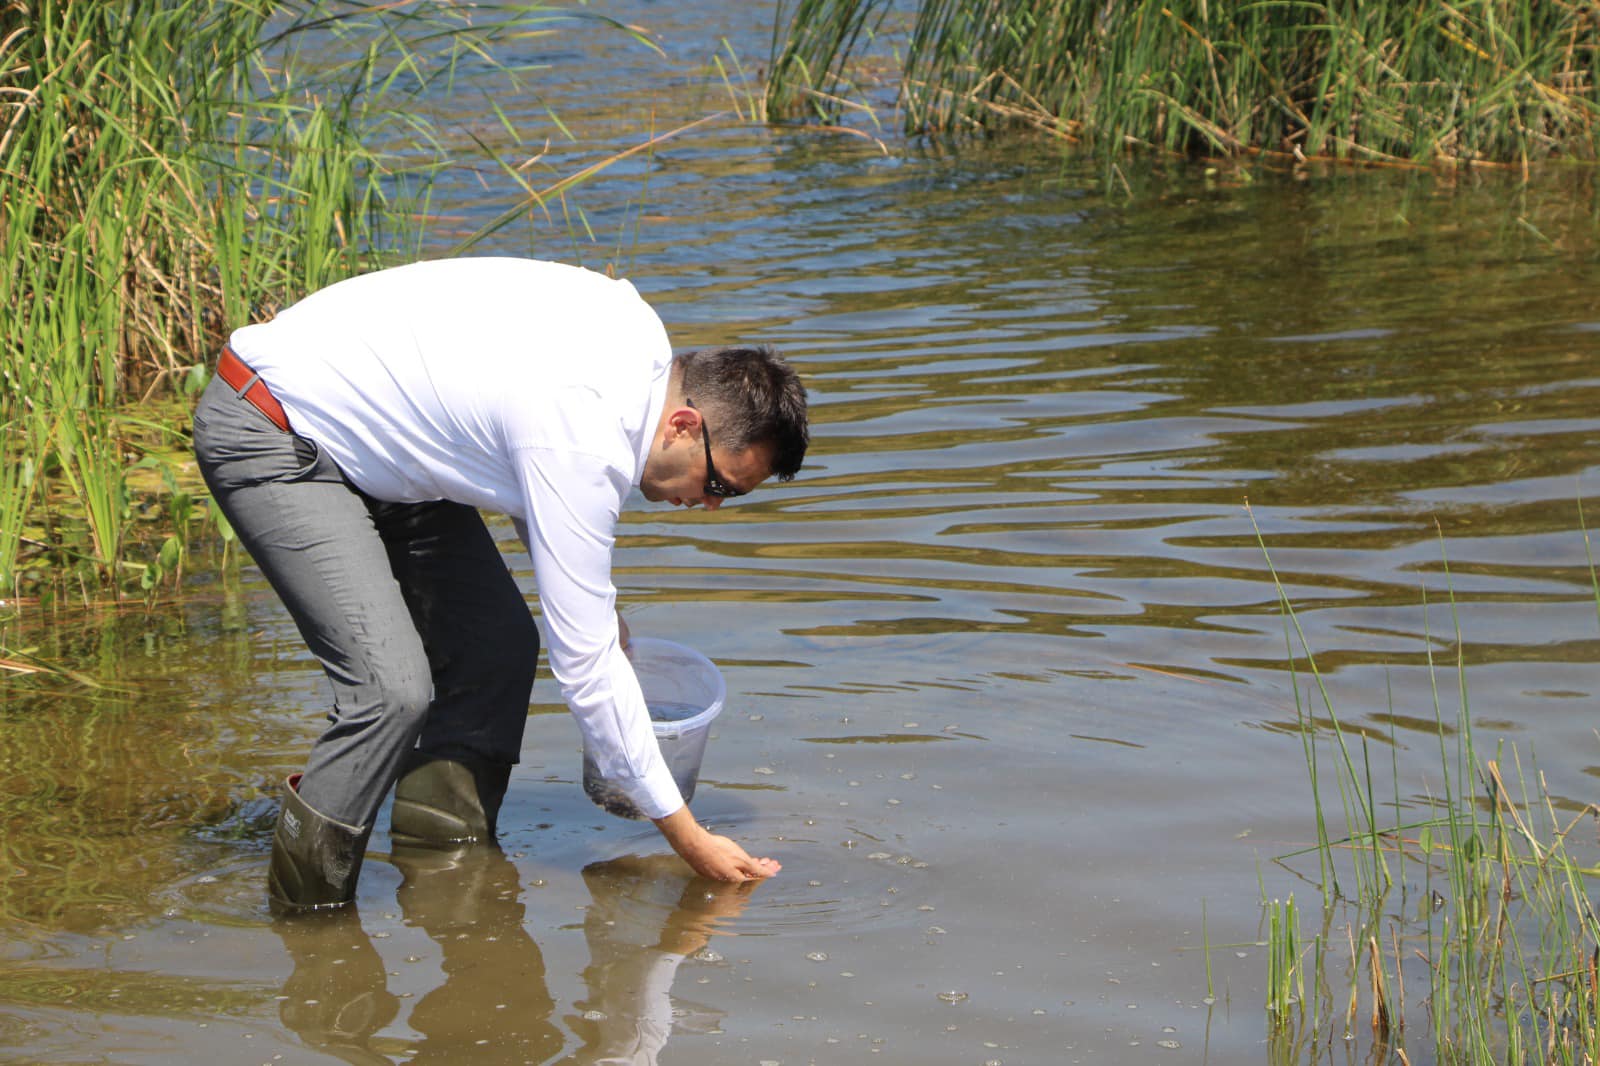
[4,3,1600,1063]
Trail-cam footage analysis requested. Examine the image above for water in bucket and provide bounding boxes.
[582,637,724,820]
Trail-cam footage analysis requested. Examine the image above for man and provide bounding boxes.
[192,257,808,913]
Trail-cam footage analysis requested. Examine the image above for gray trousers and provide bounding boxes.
[192,375,539,827]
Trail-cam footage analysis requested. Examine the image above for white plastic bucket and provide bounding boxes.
[582,637,725,820]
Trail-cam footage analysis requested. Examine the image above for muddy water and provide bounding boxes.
[5,3,1600,1063]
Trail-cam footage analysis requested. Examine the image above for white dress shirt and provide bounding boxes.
[228,257,684,817]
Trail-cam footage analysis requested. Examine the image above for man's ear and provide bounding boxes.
[666,405,702,439]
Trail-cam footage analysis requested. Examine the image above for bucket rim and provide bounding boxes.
[627,636,725,735]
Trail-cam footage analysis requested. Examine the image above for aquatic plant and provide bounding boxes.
[1265,893,1305,1018]
[0,1,648,599]
[767,0,1600,166]
[1255,507,1600,1062]
[768,0,892,125]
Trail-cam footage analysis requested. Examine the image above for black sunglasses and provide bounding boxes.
[685,399,747,499]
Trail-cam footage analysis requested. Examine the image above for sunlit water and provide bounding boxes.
[4,2,1600,1063]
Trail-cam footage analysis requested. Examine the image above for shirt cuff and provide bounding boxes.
[623,758,686,820]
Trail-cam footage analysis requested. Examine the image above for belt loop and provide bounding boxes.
[234,371,262,398]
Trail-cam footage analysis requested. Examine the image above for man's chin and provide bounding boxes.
[638,487,688,507]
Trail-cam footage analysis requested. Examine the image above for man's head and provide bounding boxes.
[641,345,809,509]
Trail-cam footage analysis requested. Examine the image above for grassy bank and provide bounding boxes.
[767,0,1600,166]
[1256,514,1600,1063]
[0,1,637,601]
[4,0,387,598]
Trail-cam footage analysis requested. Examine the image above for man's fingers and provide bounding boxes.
[741,856,781,879]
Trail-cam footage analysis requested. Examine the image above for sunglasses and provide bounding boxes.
[685,399,747,499]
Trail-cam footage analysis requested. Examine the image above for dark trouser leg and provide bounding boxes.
[379,499,539,845]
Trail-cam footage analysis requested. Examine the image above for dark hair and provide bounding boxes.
[674,345,809,480]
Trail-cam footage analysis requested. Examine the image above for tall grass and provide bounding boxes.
[1255,509,1600,1062]
[767,0,892,125]
[767,0,1600,165]
[0,1,643,600]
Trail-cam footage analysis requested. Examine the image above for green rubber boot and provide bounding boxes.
[390,753,512,848]
[268,774,372,915]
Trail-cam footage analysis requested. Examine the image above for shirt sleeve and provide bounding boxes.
[512,442,684,820]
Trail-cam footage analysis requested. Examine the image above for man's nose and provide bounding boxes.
[702,496,724,512]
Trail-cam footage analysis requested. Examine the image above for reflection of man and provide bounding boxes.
[395,848,562,1064]
[275,908,397,1066]
[192,258,805,912]
[563,855,756,1065]
[275,847,559,1063]
[273,852,755,1063]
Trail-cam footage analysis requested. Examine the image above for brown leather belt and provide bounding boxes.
[217,346,290,432]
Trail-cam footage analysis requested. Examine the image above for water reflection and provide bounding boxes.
[276,908,398,1064]
[562,855,752,1064]
[273,850,748,1064]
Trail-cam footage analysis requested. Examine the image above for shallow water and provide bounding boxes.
[5,2,1600,1063]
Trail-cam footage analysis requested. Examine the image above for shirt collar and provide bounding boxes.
[633,360,670,485]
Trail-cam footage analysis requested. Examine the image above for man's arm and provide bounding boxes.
[512,446,778,880]
[516,515,632,657]
[514,447,682,816]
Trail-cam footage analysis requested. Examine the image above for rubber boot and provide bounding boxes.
[389,753,512,849]
[268,773,372,915]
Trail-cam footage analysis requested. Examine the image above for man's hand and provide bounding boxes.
[617,611,631,656]
[654,806,780,882]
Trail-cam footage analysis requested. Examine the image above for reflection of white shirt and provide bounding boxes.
[590,951,685,1065]
[228,257,682,817]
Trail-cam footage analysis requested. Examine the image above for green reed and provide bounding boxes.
[768,0,892,125]
[0,1,627,600]
[1256,512,1600,1062]
[767,0,1600,165]
[1265,893,1305,1018]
